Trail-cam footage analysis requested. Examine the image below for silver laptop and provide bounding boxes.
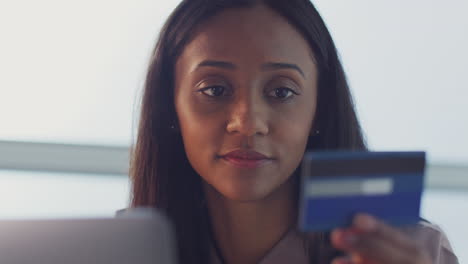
[0,208,177,264]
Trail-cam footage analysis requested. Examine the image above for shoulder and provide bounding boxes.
[398,221,459,264]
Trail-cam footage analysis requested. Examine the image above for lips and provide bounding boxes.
[220,149,273,168]
[222,150,270,159]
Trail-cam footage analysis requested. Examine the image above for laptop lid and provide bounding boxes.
[0,208,177,264]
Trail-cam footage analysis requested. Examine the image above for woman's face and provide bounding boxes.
[174,4,318,202]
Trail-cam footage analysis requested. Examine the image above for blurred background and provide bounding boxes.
[0,0,466,262]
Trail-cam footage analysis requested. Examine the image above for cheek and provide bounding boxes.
[270,91,317,181]
[274,108,314,177]
[175,97,224,176]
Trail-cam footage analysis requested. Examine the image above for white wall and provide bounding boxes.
[0,0,179,145]
[313,0,468,164]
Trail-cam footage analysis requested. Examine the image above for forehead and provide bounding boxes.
[176,4,316,75]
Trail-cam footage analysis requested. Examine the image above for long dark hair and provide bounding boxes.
[130,0,366,263]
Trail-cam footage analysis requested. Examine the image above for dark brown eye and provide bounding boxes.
[268,87,298,99]
[199,86,226,97]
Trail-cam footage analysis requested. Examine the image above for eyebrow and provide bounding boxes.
[194,60,305,78]
[196,60,236,70]
[261,62,305,78]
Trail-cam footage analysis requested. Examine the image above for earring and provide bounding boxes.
[170,121,177,131]
[315,130,320,135]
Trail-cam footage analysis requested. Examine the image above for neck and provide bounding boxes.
[204,176,298,264]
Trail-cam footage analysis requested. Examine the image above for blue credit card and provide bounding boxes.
[298,151,426,232]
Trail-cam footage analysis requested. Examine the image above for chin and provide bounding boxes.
[201,164,295,203]
[222,189,270,202]
[216,179,280,202]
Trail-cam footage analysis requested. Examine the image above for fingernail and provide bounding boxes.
[354,213,376,232]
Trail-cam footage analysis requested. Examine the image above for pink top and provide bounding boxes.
[211,221,459,264]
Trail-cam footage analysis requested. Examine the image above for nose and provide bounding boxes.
[226,97,269,137]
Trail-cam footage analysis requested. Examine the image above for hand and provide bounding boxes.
[330,213,432,264]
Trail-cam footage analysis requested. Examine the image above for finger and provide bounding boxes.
[331,255,354,264]
[331,228,400,264]
[331,228,428,264]
[349,253,368,264]
[333,253,377,264]
[352,213,415,250]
